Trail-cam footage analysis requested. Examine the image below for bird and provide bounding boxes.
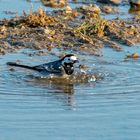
[7,54,78,76]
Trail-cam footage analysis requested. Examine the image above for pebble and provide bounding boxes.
[80,4,101,14]
[126,53,139,59]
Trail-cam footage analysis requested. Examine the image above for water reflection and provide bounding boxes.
[32,77,75,94]
[27,77,77,107]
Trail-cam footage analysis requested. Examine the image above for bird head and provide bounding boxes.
[61,54,78,65]
[61,54,78,75]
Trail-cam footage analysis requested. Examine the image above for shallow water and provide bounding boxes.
[0,0,81,19]
[0,0,140,140]
[0,46,140,140]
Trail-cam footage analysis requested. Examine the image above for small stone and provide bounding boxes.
[0,48,5,55]
[41,0,67,8]
[80,4,101,14]
[65,6,72,14]
[126,53,139,59]
[0,26,7,32]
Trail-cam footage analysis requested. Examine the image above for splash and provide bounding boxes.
[32,71,104,85]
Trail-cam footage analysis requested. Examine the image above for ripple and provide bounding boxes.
[30,71,104,85]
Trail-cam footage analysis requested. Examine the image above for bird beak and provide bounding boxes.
[74,59,79,63]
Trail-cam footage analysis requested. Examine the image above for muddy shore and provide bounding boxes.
[0,2,140,56]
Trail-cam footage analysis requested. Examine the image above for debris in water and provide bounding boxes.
[126,53,139,59]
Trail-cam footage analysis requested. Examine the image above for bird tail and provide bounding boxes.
[7,62,36,70]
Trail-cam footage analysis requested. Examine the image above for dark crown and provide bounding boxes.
[61,54,75,60]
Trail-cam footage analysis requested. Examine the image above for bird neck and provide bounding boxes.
[62,63,74,75]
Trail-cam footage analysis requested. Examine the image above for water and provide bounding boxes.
[0,1,140,140]
[0,0,81,19]
[0,46,140,140]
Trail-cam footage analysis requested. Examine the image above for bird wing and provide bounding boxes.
[33,60,63,74]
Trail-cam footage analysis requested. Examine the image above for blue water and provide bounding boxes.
[0,46,139,140]
[0,1,140,140]
[0,0,81,19]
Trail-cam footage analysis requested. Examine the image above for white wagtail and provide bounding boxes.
[7,54,78,76]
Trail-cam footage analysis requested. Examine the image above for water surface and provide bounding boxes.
[0,46,139,140]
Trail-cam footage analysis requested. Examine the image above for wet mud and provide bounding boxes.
[0,2,139,56]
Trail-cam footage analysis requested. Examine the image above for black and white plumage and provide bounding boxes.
[7,54,78,76]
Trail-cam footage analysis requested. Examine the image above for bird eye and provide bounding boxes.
[68,58,70,61]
